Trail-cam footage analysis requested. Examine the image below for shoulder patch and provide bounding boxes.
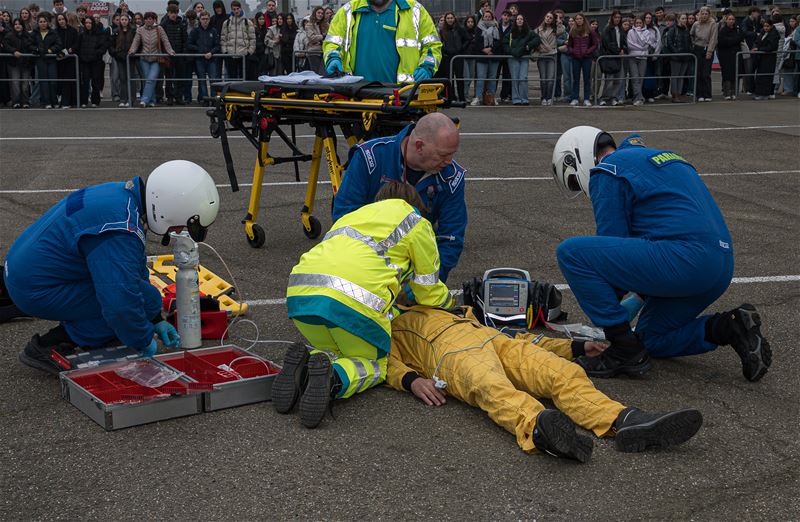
[357,137,396,176]
[359,145,377,175]
[591,162,617,176]
[647,151,691,168]
[625,136,645,147]
[448,168,464,193]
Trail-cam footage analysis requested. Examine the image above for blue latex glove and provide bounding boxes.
[620,293,645,321]
[142,338,158,357]
[412,66,432,82]
[326,58,343,75]
[154,320,181,348]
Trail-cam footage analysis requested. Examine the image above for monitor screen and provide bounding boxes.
[487,282,520,307]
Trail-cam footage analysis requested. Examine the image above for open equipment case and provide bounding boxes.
[60,345,280,431]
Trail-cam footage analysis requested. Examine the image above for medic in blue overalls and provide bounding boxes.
[333,112,466,284]
[1,160,220,375]
[551,126,771,381]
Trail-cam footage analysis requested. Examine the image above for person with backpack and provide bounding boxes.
[598,10,626,106]
[665,12,692,102]
[219,0,254,81]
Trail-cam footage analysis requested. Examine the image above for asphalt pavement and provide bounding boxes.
[1,97,799,520]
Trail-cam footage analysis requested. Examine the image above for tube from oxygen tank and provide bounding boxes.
[172,231,202,349]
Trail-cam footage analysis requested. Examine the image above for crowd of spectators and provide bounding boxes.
[0,0,335,108]
[438,2,800,105]
[0,0,797,108]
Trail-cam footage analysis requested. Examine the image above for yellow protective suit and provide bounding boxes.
[387,306,626,453]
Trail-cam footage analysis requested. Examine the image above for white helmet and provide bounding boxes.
[145,160,219,242]
[551,126,616,198]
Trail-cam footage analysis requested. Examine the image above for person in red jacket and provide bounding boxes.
[567,12,598,106]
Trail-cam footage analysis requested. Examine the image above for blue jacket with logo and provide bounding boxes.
[589,134,732,249]
[332,124,467,283]
[4,177,161,349]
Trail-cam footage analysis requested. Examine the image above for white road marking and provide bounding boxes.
[1,124,798,141]
[2,170,797,195]
[244,275,800,307]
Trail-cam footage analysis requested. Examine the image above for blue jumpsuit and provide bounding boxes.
[556,135,734,358]
[4,177,163,350]
[332,123,468,283]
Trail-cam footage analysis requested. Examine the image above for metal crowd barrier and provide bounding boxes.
[0,53,80,107]
[291,50,322,73]
[449,54,559,102]
[734,50,800,97]
[592,52,698,104]
[125,53,246,107]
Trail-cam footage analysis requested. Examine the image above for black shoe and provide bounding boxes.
[729,304,771,382]
[614,407,703,452]
[271,342,310,414]
[0,303,30,323]
[18,333,78,376]
[532,409,593,463]
[298,352,333,429]
[166,98,174,106]
[175,99,185,106]
[576,349,652,378]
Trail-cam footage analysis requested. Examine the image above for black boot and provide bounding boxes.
[532,409,593,463]
[613,407,703,452]
[271,342,310,414]
[18,325,78,376]
[298,352,336,429]
[706,304,771,382]
[576,323,652,378]
[0,266,30,323]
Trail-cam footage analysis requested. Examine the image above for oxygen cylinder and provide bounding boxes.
[172,231,202,349]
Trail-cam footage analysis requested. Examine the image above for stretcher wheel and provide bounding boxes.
[303,216,322,239]
[247,224,266,248]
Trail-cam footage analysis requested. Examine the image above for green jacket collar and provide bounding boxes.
[353,0,410,14]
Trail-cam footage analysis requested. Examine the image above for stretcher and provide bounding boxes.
[207,78,464,248]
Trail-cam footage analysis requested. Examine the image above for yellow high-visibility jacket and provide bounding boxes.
[322,0,442,83]
[286,199,453,355]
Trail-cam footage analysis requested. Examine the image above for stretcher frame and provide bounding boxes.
[207,79,463,248]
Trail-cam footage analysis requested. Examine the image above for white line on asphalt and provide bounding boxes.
[244,274,800,307]
[2,170,797,195]
[1,124,798,141]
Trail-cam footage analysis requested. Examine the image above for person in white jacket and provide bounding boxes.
[292,16,310,71]
[626,15,658,106]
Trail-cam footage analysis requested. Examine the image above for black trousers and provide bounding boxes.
[164,57,186,101]
[79,60,103,105]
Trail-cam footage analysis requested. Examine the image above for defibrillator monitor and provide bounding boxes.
[483,268,531,319]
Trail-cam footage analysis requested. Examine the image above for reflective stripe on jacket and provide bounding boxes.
[322,0,442,83]
[287,199,453,355]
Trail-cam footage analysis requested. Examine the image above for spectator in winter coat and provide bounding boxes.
[111,13,136,106]
[437,12,469,101]
[265,13,284,76]
[249,11,268,79]
[752,18,779,99]
[690,6,717,101]
[280,13,298,74]
[187,10,220,103]
[210,0,227,35]
[598,10,626,106]
[717,13,744,100]
[31,14,62,108]
[567,12,598,106]
[161,5,188,105]
[462,15,480,102]
[305,6,326,74]
[76,16,106,107]
[471,9,500,106]
[129,11,175,107]
[740,7,761,94]
[220,0,254,80]
[534,12,561,105]
[665,13,692,102]
[626,14,657,106]
[4,18,34,108]
[502,14,540,105]
[293,17,309,71]
[54,12,78,107]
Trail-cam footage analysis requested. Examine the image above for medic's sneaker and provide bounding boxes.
[298,352,334,429]
[272,342,310,413]
[728,304,772,382]
[532,409,593,463]
[613,407,703,452]
[19,333,77,376]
